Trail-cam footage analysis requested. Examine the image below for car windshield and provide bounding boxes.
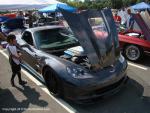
[34,28,78,49]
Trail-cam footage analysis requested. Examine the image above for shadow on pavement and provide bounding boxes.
[71,78,150,113]
[0,85,48,113]
[131,55,150,67]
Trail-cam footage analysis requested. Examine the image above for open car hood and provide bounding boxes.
[61,9,120,70]
[132,13,150,41]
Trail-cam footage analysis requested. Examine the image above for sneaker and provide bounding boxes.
[11,80,15,87]
[19,81,27,85]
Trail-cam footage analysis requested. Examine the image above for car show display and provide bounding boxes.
[0,1,150,111]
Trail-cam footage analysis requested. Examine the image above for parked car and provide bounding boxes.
[35,17,56,26]
[0,16,9,32]
[1,18,26,35]
[119,13,150,61]
[15,9,128,103]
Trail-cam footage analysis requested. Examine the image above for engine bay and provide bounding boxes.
[124,32,145,39]
[60,46,92,69]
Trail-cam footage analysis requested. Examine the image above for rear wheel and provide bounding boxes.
[124,45,143,61]
[43,68,60,96]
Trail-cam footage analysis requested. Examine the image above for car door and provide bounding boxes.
[61,9,120,70]
[20,31,40,72]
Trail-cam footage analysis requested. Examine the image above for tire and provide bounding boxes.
[124,45,143,61]
[43,68,61,96]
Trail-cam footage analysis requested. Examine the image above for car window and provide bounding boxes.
[34,28,78,49]
[22,31,33,46]
[38,18,54,23]
[38,18,45,23]
[46,18,54,22]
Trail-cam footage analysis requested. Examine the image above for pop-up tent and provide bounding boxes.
[0,0,62,11]
[38,3,77,13]
[132,2,150,10]
[0,0,62,5]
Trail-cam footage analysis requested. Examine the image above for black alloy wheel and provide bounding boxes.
[44,68,59,96]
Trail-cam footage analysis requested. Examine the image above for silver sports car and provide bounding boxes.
[15,9,128,103]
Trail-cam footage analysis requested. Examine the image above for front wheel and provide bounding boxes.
[124,45,143,61]
[43,68,60,96]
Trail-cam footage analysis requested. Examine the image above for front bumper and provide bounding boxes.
[63,60,128,103]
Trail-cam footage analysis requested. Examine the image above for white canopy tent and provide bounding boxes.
[0,0,62,5]
[0,0,62,11]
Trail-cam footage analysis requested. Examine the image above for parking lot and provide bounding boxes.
[0,47,150,113]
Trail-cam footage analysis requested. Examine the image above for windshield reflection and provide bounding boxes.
[34,28,78,49]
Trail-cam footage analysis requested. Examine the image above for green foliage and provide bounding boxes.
[136,0,141,3]
[58,0,68,3]
[0,11,10,14]
[111,0,123,9]
[58,0,150,9]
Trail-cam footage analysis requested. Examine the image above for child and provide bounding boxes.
[6,34,27,87]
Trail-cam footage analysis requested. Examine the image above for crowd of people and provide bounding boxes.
[113,8,135,31]
[15,10,65,28]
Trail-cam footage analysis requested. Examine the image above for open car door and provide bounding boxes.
[61,9,120,70]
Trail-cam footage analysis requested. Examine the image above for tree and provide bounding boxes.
[130,0,137,5]
[111,0,123,9]
[57,0,68,3]
[136,0,142,3]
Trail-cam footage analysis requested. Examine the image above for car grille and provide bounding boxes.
[95,77,125,95]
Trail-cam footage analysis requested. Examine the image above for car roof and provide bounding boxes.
[25,25,64,33]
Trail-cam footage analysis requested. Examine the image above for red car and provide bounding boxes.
[119,14,150,61]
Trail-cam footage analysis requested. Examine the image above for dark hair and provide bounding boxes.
[127,9,131,14]
[7,34,16,43]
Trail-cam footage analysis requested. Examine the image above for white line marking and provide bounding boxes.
[0,49,8,59]
[128,62,148,71]
[0,49,77,113]
[22,70,76,113]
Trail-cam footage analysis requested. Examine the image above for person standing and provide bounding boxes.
[113,10,122,24]
[126,9,135,30]
[118,8,128,25]
[6,34,27,87]
[28,11,33,28]
[17,11,24,19]
[113,10,122,31]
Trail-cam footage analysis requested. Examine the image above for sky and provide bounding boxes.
[0,0,61,5]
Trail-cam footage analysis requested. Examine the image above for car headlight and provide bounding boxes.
[66,66,93,79]
[119,53,125,63]
[119,53,127,69]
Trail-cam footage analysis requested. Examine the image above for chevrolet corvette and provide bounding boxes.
[15,9,128,103]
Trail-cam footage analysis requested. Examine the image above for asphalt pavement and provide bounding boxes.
[70,55,150,113]
[0,48,74,113]
[0,47,150,113]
